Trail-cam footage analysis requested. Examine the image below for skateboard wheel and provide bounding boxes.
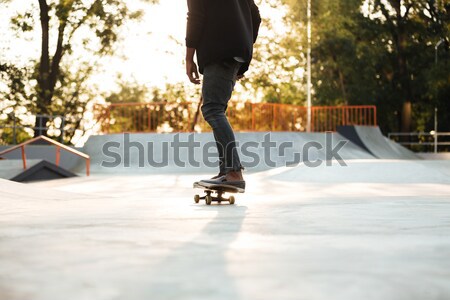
[229,196,235,205]
[194,195,200,204]
[205,195,212,205]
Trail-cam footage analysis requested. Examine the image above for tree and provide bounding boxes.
[1,0,158,144]
[0,63,36,144]
[282,0,450,134]
[100,79,202,133]
[359,0,449,133]
[241,0,306,105]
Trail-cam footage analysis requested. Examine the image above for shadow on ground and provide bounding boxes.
[126,205,248,300]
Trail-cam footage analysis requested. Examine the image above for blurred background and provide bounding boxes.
[0,0,449,151]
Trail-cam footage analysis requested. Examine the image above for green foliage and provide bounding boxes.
[102,78,202,133]
[0,63,35,112]
[0,127,32,145]
[0,63,33,144]
[1,0,158,144]
[243,0,306,105]
[10,11,34,33]
[281,0,450,133]
[106,77,151,104]
[151,82,201,103]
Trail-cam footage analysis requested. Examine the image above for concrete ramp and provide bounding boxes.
[78,132,375,174]
[337,126,420,159]
[0,159,77,182]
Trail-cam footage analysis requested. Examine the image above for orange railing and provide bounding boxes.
[311,105,377,132]
[94,102,377,133]
[0,135,90,176]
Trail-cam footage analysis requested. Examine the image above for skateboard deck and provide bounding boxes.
[193,181,244,205]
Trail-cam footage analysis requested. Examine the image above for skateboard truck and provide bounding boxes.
[194,190,235,205]
[193,182,242,205]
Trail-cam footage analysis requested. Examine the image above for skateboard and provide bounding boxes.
[193,181,244,205]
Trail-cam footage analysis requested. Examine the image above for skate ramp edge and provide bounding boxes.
[78,132,375,174]
[0,159,78,182]
[267,159,450,184]
[337,126,420,160]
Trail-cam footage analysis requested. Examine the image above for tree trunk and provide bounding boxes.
[391,0,412,133]
[401,101,412,133]
[338,69,348,105]
[35,0,50,137]
[397,37,412,133]
[34,0,67,137]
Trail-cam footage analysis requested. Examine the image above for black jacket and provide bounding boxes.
[186,0,261,75]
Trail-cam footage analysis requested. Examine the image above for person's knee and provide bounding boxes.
[201,104,223,123]
[200,104,211,121]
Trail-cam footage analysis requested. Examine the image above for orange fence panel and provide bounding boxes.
[93,102,376,133]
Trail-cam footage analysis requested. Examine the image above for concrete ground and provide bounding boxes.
[1,160,450,300]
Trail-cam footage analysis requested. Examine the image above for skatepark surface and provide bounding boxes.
[1,159,450,300]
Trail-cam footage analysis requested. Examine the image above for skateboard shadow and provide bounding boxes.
[128,205,248,300]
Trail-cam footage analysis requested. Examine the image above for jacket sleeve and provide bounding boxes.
[248,0,261,43]
[186,0,206,48]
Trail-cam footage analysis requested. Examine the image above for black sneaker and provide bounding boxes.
[200,175,246,190]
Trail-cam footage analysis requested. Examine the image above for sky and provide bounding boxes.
[0,0,188,89]
[0,0,286,93]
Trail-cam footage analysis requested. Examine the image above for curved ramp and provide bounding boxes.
[77,132,375,174]
[337,126,420,160]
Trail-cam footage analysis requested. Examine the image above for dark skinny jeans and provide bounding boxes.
[201,60,243,175]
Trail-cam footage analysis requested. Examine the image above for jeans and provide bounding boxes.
[201,60,243,175]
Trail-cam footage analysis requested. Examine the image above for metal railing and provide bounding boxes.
[0,114,69,145]
[94,102,377,133]
[0,135,90,176]
[311,105,377,132]
[388,132,450,153]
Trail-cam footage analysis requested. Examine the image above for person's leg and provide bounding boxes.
[201,60,244,184]
[213,131,226,177]
[210,101,234,178]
